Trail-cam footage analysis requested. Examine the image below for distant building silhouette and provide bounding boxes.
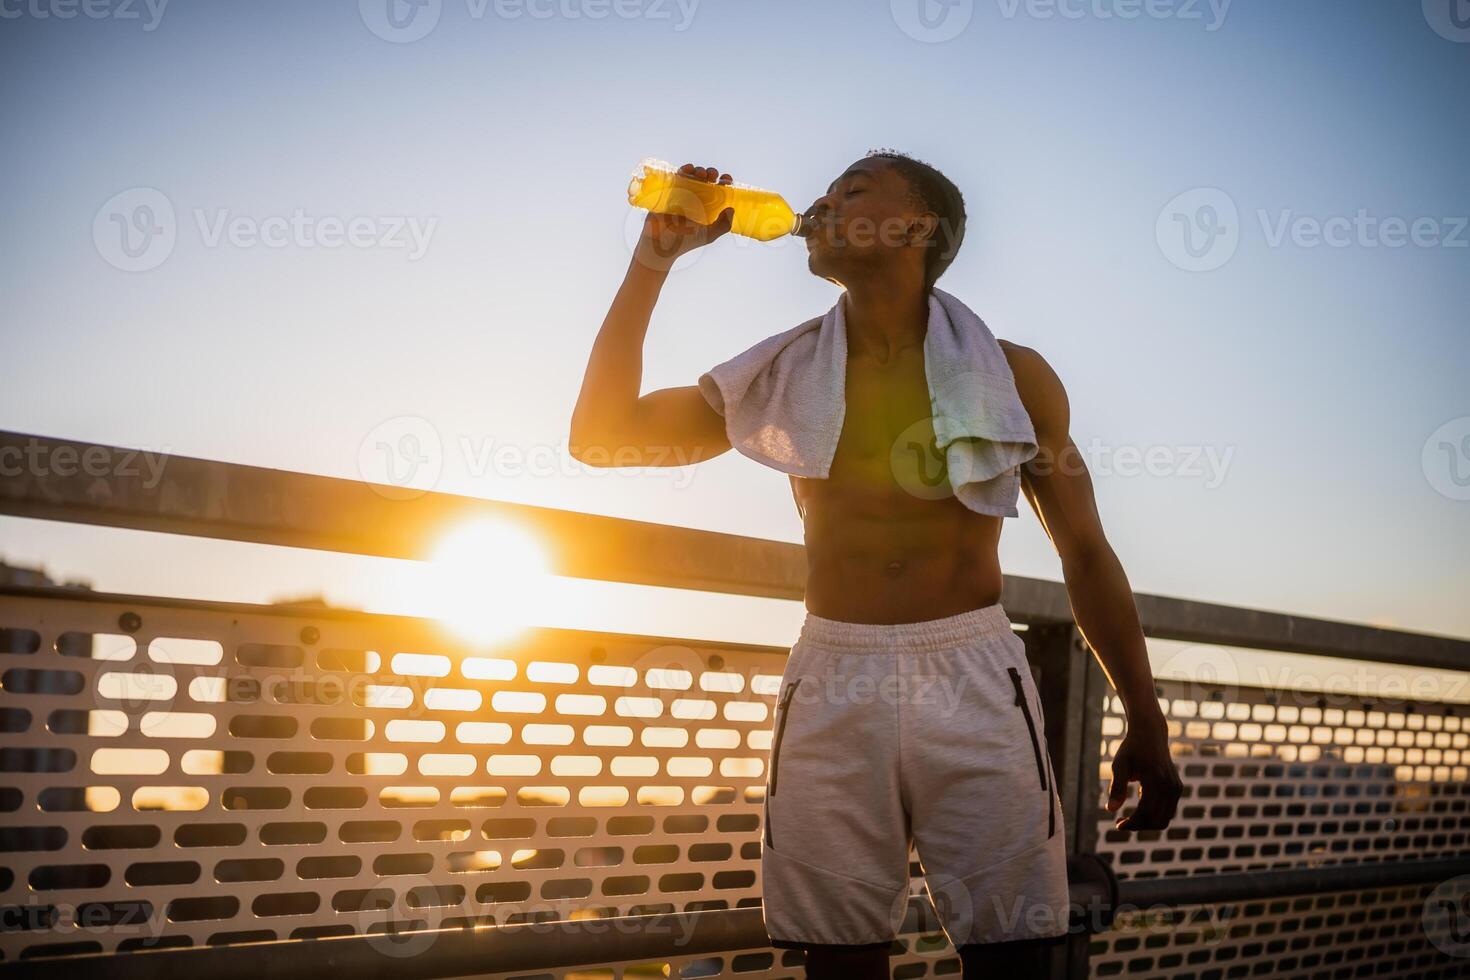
[0,557,92,592]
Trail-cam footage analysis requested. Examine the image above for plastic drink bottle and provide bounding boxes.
[628,158,806,241]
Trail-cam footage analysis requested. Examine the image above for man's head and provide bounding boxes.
[803,150,966,293]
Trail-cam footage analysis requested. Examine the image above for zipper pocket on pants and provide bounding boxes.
[1008,666,1056,840]
[764,679,800,849]
[769,679,800,797]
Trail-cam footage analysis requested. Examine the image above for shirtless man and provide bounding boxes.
[570,156,1182,980]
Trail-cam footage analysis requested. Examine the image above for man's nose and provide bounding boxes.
[805,193,837,223]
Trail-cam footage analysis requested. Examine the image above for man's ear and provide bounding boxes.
[907,212,939,248]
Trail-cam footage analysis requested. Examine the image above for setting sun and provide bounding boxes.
[422,518,552,647]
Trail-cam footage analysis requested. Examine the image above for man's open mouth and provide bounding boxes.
[802,214,841,248]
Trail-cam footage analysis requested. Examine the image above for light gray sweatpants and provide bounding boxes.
[760,602,1071,949]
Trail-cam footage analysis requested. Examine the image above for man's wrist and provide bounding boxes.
[1124,698,1168,736]
[629,245,678,278]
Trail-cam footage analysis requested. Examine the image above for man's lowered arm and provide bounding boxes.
[1006,341,1183,832]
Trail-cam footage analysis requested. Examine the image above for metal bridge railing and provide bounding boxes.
[2,429,1469,979]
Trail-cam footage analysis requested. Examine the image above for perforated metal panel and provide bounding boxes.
[1089,679,1470,978]
[0,590,780,958]
[1098,680,1470,875]
[0,590,965,975]
[1091,882,1469,980]
[5,589,1470,979]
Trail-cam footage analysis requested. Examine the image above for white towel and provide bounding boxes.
[697,286,1038,518]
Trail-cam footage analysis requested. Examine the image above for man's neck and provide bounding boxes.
[842,275,930,364]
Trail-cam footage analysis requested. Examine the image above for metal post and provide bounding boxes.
[1025,623,1108,979]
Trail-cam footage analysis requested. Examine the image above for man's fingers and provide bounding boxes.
[1120,795,1169,831]
[1151,768,1183,824]
[1122,790,1166,831]
[1106,762,1130,812]
[1117,768,1183,831]
[672,162,729,185]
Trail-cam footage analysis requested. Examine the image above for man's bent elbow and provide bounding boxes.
[568,431,613,468]
[569,427,643,469]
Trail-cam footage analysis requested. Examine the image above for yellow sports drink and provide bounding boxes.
[627,158,805,241]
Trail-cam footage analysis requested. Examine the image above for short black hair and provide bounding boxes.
[864,149,966,289]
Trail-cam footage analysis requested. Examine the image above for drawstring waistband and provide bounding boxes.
[796,603,1017,654]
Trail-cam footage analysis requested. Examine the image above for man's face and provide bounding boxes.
[803,157,930,287]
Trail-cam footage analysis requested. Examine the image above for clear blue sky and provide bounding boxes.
[2,0,1467,645]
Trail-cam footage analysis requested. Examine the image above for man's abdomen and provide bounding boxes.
[798,484,1005,624]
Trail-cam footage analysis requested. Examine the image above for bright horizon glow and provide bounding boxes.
[418,518,553,648]
[0,2,1465,642]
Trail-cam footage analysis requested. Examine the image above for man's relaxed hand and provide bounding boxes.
[1105,713,1183,832]
[633,163,735,272]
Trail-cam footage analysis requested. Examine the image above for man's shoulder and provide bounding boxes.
[996,339,1067,419]
[996,338,1047,377]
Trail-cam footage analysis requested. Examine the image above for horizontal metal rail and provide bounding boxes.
[3,855,1463,980]
[1114,855,1470,908]
[3,430,1467,668]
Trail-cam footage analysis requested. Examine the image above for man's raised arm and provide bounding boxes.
[569,163,734,469]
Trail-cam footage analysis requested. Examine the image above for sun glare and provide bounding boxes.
[423,518,552,647]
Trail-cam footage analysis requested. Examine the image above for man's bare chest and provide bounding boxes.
[826,348,946,493]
